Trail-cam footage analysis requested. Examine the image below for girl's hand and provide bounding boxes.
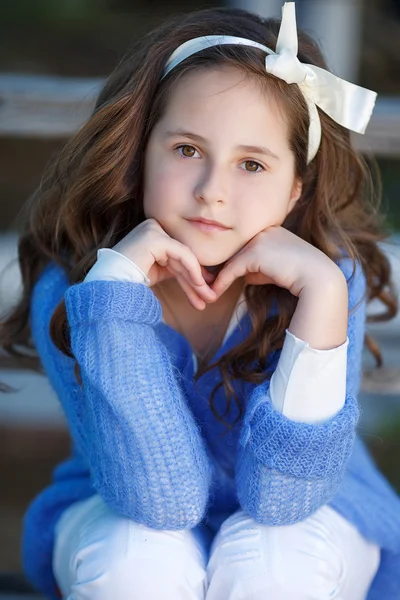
[210,225,345,300]
[111,218,217,310]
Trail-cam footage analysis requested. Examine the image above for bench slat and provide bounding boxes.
[0,74,399,156]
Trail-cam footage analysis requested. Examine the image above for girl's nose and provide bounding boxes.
[194,163,227,205]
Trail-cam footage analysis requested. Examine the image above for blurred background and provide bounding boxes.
[0,0,399,595]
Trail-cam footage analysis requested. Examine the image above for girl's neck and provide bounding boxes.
[153,276,245,372]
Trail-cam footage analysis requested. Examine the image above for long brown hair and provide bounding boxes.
[0,7,397,434]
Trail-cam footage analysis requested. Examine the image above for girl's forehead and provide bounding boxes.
[157,66,290,148]
[168,65,264,104]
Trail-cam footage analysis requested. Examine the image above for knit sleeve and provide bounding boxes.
[30,265,213,530]
[235,257,366,525]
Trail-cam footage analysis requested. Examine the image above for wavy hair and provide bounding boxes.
[0,7,397,434]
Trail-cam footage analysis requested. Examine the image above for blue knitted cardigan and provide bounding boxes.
[22,258,400,599]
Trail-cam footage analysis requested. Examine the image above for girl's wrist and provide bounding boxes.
[298,265,347,298]
[111,244,152,278]
[289,271,349,350]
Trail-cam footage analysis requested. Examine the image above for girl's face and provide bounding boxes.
[143,65,302,267]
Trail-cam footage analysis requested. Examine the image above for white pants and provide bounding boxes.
[53,494,380,600]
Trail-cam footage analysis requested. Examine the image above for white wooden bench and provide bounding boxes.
[0,73,399,157]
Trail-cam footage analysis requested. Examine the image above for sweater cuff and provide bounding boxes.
[64,280,162,326]
[239,381,359,479]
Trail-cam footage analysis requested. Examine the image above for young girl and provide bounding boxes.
[1,2,400,598]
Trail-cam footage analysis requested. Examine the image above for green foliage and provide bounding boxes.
[378,158,400,231]
[366,413,400,493]
[0,0,107,24]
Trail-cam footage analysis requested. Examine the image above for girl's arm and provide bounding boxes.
[30,263,213,530]
[236,257,365,525]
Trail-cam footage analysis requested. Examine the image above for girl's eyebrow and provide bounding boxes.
[163,128,280,161]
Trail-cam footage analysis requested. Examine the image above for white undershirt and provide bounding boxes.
[83,248,348,424]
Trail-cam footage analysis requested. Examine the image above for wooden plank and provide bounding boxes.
[0,74,102,137]
[0,73,399,155]
[352,97,400,157]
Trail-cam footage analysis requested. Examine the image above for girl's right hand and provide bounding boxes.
[111,218,217,310]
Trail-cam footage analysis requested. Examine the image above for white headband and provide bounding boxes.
[162,2,377,163]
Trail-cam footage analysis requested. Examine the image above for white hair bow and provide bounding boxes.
[162,2,377,163]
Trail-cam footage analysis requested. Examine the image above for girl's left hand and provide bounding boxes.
[209,225,344,300]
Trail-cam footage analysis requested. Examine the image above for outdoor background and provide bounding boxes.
[0,0,399,586]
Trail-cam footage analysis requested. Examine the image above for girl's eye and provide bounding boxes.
[175,146,264,173]
[242,160,264,174]
[176,144,199,158]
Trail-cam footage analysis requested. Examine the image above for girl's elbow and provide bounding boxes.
[166,487,211,529]
[237,473,341,527]
[131,500,208,530]
[241,498,320,527]
[96,481,209,530]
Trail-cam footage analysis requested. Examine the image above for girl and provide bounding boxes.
[1,2,400,598]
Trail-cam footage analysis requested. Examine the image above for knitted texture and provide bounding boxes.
[235,385,359,525]
[21,258,400,600]
[236,450,345,525]
[239,386,359,478]
[64,279,214,529]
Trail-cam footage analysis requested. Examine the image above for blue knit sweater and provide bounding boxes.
[22,258,400,599]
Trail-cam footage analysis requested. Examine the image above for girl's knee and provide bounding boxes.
[55,496,208,600]
[72,536,207,600]
[206,506,378,600]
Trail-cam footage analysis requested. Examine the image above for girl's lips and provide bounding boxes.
[188,219,231,232]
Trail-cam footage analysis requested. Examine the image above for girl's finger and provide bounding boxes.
[165,240,205,287]
[165,240,218,301]
[168,257,217,302]
[175,273,206,310]
[201,266,217,284]
[211,257,249,298]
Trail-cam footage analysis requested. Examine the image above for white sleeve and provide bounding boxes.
[83,248,151,285]
[270,329,349,424]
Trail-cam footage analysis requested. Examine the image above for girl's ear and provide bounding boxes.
[288,177,302,213]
